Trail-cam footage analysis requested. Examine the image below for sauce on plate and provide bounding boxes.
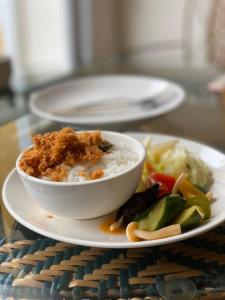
[100,218,125,235]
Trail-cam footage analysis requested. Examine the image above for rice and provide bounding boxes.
[67,142,138,182]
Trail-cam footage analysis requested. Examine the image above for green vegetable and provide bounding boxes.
[194,185,209,194]
[185,196,211,220]
[157,146,213,189]
[138,195,185,231]
[174,205,204,231]
[98,140,113,152]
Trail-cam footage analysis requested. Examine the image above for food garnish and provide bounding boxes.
[20,128,105,181]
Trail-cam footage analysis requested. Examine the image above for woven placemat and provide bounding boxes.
[1,226,225,299]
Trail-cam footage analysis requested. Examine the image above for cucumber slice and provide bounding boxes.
[138,195,185,231]
[174,205,204,231]
[185,196,211,220]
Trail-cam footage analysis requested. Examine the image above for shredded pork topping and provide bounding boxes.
[19,128,105,181]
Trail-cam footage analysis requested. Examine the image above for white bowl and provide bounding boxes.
[16,131,145,219]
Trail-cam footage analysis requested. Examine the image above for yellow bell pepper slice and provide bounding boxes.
[178,179,206,199]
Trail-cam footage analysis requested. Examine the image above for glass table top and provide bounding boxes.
[0,66,225,299]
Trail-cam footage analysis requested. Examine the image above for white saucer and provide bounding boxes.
[29,75,185,129]
[3,133,225,248]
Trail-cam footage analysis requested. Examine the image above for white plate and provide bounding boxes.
[29,75,185,129]
[3,133,225,248]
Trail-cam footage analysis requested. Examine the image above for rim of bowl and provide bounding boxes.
[16,131,146,186]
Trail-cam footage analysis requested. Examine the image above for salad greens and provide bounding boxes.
[137,137,213,192]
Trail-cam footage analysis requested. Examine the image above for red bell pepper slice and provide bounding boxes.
[149,172,176,195]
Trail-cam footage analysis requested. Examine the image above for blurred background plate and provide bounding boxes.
[29,75,185,129]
